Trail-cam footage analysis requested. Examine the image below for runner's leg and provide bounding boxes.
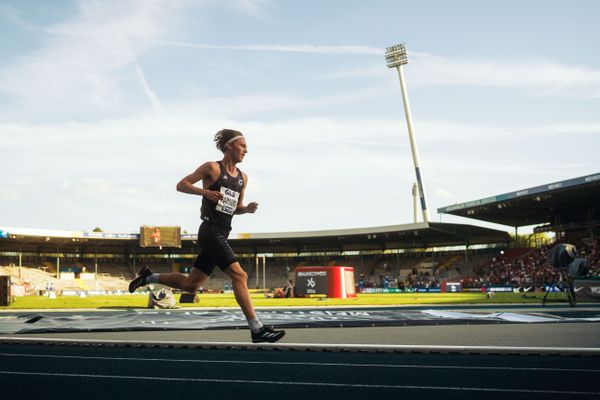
[225,262,256,320]
[157,268,209,292]
[224,261,285,342]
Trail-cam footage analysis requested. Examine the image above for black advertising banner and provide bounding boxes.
[574,278,600,301]
[295,269,329,296]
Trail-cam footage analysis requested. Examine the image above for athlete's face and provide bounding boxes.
[228,138,248,163]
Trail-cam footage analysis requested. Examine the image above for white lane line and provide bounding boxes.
[1,336,599,355]
[0,370,598,395]
[0,352,598,373]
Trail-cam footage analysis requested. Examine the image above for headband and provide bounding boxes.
[225,135,245,146]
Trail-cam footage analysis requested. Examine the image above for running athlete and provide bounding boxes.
[129,129,285,343]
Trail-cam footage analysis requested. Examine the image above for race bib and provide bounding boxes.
[215,187,240,215]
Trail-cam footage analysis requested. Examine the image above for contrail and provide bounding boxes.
[134,61,166,115]
[154,40,383,55]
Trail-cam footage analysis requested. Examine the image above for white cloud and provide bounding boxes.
[415,120,600,144]
[155,40,383,55]
[166,85,391,119]
[518,123,600,135]
[151,40,600,99]
[436,188,458,202]
[0,187,22,202]
[0,113,411,232]
[61,177,173,213]
[409,52,600,99]
[266,47,600,99]
[0,1,186,116]
[2,111,598,233]
[0,4,42,32]
[228,0,272,19]
[62,178,114,197]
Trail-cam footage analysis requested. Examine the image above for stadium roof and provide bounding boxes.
[0,222,510,255]
[437,172,600,228]
[230,222,509,253]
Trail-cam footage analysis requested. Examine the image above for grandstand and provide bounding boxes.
[438,172,600,293]
[0,221,509,293]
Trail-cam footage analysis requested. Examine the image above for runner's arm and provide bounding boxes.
[235,172,258,214]
[176,162,223,202]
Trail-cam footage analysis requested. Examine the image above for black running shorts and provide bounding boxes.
[193,221,238,275]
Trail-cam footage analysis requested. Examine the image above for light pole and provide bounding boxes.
[412,182,418,223]
[386,43,429,222]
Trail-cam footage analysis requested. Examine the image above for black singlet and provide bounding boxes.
[200,161,244,230]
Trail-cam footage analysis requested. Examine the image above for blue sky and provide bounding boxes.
[1,0,599,235]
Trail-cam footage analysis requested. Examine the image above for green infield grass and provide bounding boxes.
[0,291,548,310]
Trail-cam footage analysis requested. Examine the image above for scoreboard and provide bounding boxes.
[139,226,181,248]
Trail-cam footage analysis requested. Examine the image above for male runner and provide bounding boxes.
[129,129,285,343]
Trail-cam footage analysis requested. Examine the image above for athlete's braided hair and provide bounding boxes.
[214,129,244,153]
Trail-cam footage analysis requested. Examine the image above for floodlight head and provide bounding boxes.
[385,43,408,68]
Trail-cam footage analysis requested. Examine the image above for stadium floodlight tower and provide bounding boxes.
[386,43,429,222]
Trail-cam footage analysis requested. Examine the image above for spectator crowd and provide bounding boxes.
[462,238,600,288]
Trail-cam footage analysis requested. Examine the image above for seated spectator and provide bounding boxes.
[282,279,294,298]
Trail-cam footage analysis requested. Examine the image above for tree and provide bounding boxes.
[510,232,553,248]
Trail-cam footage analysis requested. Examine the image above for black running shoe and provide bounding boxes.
[251,326,286,343]
[128,266,153,293]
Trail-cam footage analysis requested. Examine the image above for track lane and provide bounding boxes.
[1,343,599,399]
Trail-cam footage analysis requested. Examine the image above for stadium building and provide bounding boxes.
[1,172,598,295]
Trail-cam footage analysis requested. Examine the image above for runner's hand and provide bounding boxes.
[203,190,223,202]
[246,202,259,213]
